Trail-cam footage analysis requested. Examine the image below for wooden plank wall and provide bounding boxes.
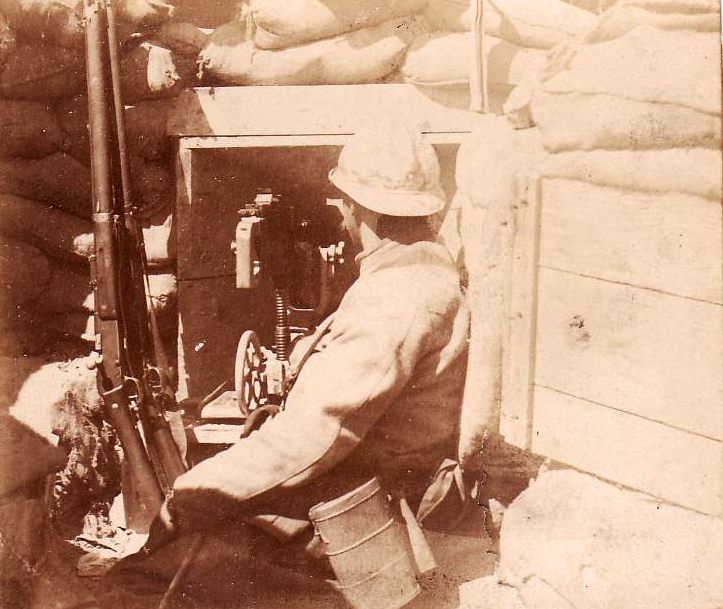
[501,177,723,516]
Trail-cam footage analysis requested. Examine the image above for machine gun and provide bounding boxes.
[83,0,186,533]
[233,191,346,427]
[192,192,346,440]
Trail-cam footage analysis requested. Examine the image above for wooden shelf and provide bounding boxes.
[167,84,482,145]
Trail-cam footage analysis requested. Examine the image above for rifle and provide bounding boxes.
[83,0,186,533]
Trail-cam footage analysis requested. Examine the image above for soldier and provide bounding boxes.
[136,124,473,606]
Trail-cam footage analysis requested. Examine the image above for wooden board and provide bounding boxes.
[499,177,542,450]
[539,178,723,304]
[168,85,481,138]
[532,386,722,516]
[535,268,723,440]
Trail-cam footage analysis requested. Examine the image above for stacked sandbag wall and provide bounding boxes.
[449,0,722,473]
[401,0,597,110]
[527,2,722,256]
[454,0,721,516]
[0,0,217,360]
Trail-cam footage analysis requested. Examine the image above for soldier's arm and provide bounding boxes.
[168,296,434,526]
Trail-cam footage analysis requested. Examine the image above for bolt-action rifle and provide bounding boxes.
[83,0,186,533]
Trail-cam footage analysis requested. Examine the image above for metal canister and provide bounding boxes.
[309,478,420,609]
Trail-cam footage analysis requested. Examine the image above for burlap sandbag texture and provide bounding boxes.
[532,27,721,151]
[585,0,720,43]
[1,40,193,102]
[2,0,174,48]
[541,148,723,202]
[57,95,171,164]
[170,0,244,28]
[249,0,427,49]
[0,237,51,321]
[200,16,423,85]
[0,100,64,159]
[0,194,93,260]
[423,0,595,49]
[0,153,91,217]
[532,92,721,151]
[148,20,211,56]
[402,31,547,89]
[0,42,85,100]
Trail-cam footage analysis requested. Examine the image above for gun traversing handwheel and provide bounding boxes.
[235,330,265,416]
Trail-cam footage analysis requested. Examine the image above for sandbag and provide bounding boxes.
[453,118,546,461]
[147,272,177,314]
[78,270,176,315]
[200,16,422,86]
[0,33,179,103]
[2,0,173,48]
[0,101,64,159]
[402,31,547,89]
[40,311,95,342]
[498,470,723,609]
[0,42,84,100]
[40,262,175,317]
[143,213,174,264]
[131,156,175,218]
[0,11,16,64]
[43,261,92,314]
[249,0,427,49]
[0,238,51,320]
[423,0,595,49]
[2,0,83,48]
[0,194,93,260]
[148,20,210,55]
[119,42,196,103]
[57,95,171,163]
[541,148,722,202]
[561,0,617,13]
[116,0,175,27]
[585,3,720,43]
[0,153,91,217]
[541,27,720,115]
[171,0,244,28]
[0,414,68,497]
[532,91,721,151]
[626,0,720,12]
[124,100,172,159]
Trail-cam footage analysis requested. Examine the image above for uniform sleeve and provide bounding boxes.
[170,294,433,524]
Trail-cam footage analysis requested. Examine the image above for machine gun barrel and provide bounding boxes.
[84,0,185,532]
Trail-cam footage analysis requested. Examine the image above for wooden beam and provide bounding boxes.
[535,268,723,440]
[499,176,543,449]
[532,386,722,516]
[539,178,722,304]
[167,85,481,138]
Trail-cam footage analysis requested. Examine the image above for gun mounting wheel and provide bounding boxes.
[235,330,265,416]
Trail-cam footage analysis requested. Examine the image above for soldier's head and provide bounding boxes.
[328,122,445,252]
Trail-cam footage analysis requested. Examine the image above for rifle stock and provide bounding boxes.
[84,0,186,533]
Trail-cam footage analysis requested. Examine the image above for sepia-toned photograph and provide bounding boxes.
[0,0,721,608]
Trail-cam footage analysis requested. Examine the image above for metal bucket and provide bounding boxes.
[309,478,420,609]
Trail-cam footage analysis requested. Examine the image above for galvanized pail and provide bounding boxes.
[309,478,420,609]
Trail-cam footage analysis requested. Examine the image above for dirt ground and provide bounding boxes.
[17,525,496,609]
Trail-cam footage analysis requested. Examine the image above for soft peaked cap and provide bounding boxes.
[329,123,446,217]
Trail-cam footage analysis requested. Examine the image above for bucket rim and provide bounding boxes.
[309,478,382,522]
